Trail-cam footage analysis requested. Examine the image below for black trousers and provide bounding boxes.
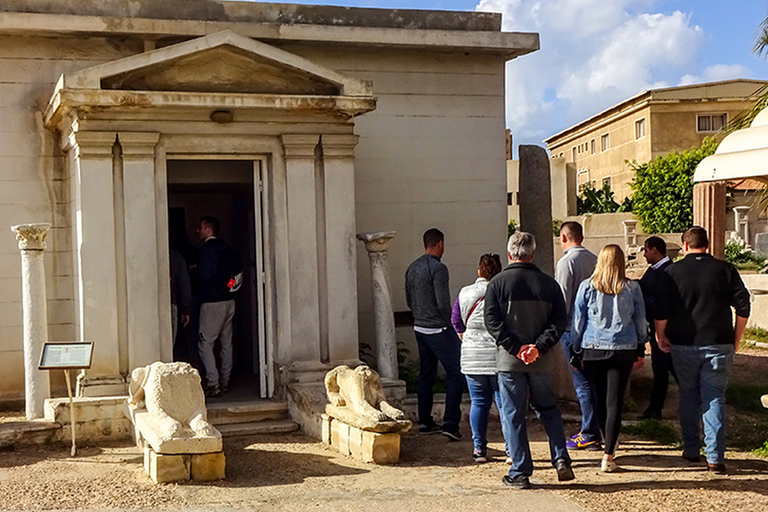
[647,336,677,414]
[582,354,635,455]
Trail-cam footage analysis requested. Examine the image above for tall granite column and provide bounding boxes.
[357,231,398,380]
[693,181,726,259]
[518,145,554,275]
[11,223,51,419]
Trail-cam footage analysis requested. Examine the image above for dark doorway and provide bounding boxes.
[167,160,261,400]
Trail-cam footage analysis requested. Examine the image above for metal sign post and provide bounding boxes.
[39,342,93,457]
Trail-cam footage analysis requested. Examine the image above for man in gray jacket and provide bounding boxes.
[555,221,600,450]
[485,232,573,489]
[405,228,463,440]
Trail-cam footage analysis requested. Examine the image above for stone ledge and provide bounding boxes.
[0,420,61,448]
[322,415,401,465]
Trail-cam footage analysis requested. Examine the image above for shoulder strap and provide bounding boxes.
[467,296,484,321]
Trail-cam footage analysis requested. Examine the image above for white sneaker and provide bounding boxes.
[601,456,618,473]
[506,456,513,464]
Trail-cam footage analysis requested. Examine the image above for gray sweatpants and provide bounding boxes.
[198,300,236,388]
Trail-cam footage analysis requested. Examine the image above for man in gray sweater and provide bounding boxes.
[555,221,600,451]
[405,228,463,440]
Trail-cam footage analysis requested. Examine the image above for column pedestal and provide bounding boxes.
[693,181,727,259]
[11,223,51,420]
[357,231,398,380]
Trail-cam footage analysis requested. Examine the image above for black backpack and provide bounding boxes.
[216,245,243,295]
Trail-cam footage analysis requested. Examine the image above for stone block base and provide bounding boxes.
[143,446,225,483]
[322,414,400,465]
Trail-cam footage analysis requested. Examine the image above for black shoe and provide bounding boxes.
[419,423,442,434]
[205,384,222,397]
[220,382,229,394]
[442,428,462,441]
[682,452,701,463]
[554,458,575,481]
[708,463,727,474]
[641,408,662,420]
[502,475,531,489]
[472,449,487,463]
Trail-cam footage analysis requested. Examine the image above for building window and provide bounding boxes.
[590,139,595,154]
[572,147,577,161]
[602,176,611,188]
[697,113,727,132]
[601,133,610,152]
[635,118,646,139]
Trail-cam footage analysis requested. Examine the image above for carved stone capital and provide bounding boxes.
[65,130,117,159]
[321,134,359,158]
[11,223,52,251]
[357,231,396,253]
[119,132,160,159]
[281,134,320,159]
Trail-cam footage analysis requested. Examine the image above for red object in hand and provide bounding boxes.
[227,278,236,289]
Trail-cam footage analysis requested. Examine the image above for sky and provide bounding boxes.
[243,0,768,153]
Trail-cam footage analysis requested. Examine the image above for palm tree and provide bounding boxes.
[726,17,768,132]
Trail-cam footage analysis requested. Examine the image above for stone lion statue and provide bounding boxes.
[128,361,216,440]
[324,365,405,424]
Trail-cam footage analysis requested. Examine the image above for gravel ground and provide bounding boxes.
[1,423,767,512]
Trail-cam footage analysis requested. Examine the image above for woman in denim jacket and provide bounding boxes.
[571,244,647,472]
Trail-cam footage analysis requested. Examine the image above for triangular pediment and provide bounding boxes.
[60,30,371,97]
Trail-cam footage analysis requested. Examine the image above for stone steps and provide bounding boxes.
[216,419,299,437]
[0,420,62,448]
[206,400,291,426]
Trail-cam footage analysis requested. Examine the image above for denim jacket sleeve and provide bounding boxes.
[630,282,649,343]
[570,280,590,349]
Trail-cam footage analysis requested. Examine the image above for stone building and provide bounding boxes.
[0,1,538,406]
[544,79,768,201]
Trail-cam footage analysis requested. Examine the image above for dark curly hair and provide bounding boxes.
[478,253,502,280]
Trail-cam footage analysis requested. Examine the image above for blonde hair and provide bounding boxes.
[591,244,627,295]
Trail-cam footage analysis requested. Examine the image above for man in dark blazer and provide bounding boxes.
[639,236,676,419]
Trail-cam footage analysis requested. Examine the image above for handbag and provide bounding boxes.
[568,342,584,371]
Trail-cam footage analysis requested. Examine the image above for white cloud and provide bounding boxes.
[475,0,712,148]
[679,63,752,86]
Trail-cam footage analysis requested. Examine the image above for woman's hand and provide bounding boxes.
[633,356,645,371]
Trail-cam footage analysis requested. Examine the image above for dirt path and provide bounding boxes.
[1,422,767,512]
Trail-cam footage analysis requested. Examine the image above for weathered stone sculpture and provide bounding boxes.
[322,365,410,464]
[124,362,224,483]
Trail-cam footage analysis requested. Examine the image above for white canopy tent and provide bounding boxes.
[694,107,768,183]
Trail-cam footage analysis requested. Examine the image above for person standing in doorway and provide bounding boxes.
[554,221,600,451]
[656,226,750,474]
[405,228,463,440]
[196,215,242,398]
[639,236,677,419]
[485,232,574,489]
[170,249,192,346]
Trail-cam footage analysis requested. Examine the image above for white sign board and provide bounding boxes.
[39,342,93,370]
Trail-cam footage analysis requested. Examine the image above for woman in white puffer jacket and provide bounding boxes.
[451,253,508,463]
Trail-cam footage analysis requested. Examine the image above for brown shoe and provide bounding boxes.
[707,463,726,474]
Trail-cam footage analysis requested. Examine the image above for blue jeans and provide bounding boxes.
[672,344,734,464]
[465,374,510,455]
[498,371,570,478]
[561,331,600,441]
[415,329,464,430]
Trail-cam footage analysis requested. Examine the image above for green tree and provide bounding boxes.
[577,182,633,214]
[629,137,719,233]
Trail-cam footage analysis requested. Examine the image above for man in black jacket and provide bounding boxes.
[656,227,750,474]
[639,236,676,419]
[485,232,574,489]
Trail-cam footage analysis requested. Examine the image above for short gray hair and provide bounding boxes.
[507,232,536,261]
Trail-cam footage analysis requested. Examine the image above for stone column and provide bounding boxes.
[281,134,322,365]
[321,135,360,363]
[11,223,51,420]
[518,145,554,275]
[693,181,726,259]
[357,231,398,380]
[66,131,123,393]
[119,133,163,368]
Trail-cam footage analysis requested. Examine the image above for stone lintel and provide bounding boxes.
[281,134,320,159]
[11,223,51,251]
[45,89,377,129]
[118,132,160,159]
[321,134,359,158]
[356,231,396,253]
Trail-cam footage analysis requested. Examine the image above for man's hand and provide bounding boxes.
[634,356,645,371]
[656,332,671,353]
[181,314,190,328]
[517,344,540,365]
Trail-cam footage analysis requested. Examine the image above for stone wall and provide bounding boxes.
[0,35,137,400]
